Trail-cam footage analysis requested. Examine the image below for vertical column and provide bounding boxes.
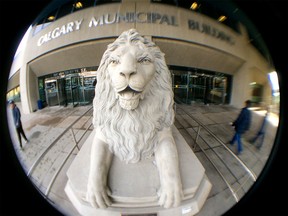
[19,65,30,114]
[20,65,39,114]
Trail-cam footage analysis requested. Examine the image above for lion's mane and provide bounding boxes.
[93,29,174,163]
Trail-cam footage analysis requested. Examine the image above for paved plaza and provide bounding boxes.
[6,102,278,216]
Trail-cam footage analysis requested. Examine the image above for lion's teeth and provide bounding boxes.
[123,92,133,99]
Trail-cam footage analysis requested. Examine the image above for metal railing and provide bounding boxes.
[27,104,257,203]
[176,106,257,202]
[27,106,93,198]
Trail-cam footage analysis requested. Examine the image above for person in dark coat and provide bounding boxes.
[229,100,252,154]
[9,100,28,149]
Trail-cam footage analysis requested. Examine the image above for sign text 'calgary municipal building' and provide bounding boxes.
[37,12,235,46]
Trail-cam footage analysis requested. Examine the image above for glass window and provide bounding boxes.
[33,9,58,35]
[151,0,240,33]
[38,78,46,103]
[57,1,74,20]
[95,0,121,6]
[72,0,96,12]
[151,0,177,6]
[6,86,21,102]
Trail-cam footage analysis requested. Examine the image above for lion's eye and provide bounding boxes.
[109,59,120,65]
[138,57,152,64]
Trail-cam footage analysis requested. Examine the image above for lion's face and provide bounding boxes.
[107,44,156,110]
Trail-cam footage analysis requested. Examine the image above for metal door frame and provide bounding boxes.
[45,78,60,106]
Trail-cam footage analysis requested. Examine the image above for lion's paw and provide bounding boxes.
[86,184,112,209]
[158,181,183,208]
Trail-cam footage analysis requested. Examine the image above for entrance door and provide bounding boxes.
[172,72,189,104]
[172,72,212,104]
[171,70,230,105]
[189,75,206,103]
[45,79,59,106]
[45,76,78,107]
[65,76,79,107]
[71,76,80,106]
[210,76,227,104]
[80,76,96,105]
[58,78,68,106]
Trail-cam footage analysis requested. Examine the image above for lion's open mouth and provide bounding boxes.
[117,86,142,110]
[118,86,142,99]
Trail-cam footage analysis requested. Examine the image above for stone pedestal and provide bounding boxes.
[65,126,212,216]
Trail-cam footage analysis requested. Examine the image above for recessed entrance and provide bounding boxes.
[41,71,96,107]
[171,66,232,105]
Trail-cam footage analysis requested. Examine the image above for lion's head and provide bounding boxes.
[93,29,175,163]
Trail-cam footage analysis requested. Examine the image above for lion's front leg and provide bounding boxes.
[155,132,183,208]
[86,134,113,208]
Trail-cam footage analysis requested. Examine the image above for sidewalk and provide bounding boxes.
[6,102,279,216]
[7,103,93,216]
[174,103,278,215]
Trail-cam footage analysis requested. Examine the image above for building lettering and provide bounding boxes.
[36,14,235,47]
[188,19,234,45]
[89,12,178,27]
[37,19,83,46]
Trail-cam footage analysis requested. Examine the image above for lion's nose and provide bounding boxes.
[120,65,137,79]
[119,70,137,79]
[119,53,137,79]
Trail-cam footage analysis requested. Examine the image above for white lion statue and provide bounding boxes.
[87,29,183,209]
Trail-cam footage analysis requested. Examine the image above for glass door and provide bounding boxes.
[172,71,190,104]
[65,77,73,104]
[45,79,59,106]
[58,78,68,106]
[65,76,79,107]
[188,75,206,103]
[45,76,78,107]
[71,76,79,106]
[83,76,96,105]
[210,76,227,104]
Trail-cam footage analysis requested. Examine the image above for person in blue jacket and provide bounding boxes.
[9,100,28,149]
[229,100,252,155]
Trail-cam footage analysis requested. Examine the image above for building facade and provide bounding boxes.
[7,0,274,114]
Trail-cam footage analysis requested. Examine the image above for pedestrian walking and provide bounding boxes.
[249,108,268,149]
[229,100,252,155]
[8,100,28,149]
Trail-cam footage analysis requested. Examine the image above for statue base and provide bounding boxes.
[65,126,212,216]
